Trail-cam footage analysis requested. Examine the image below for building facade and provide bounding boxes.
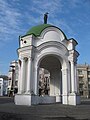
[77,64,90,98]
[8,60,18,96]
[0,78,3,96]
[0,75,8,96]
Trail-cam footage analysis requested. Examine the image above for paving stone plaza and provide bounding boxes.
[0,97,90,120]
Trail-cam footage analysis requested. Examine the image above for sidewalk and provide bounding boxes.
[0,96,13,104]
[0,97,90,120]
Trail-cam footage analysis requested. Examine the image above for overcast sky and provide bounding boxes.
[0,0,90,74]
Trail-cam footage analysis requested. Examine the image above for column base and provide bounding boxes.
[62,94,68,105]
[68,93,81,105]
[14,94,60,106]
[15,94,80,106]
[14,94,39,106]
[56,95,62,102]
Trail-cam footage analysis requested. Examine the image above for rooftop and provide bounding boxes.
[26,24,54,36]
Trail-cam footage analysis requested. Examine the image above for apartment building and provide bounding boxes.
[77,64,90,98]
[8,60,18,96]
[0,75,8,96]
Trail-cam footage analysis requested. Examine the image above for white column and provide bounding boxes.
[70,61,75,93]
[20,58,25,93]
[26,57,32,94]
[74,64,77,92]
[68,64,71,93]
[17,60,21,94]
[62,67,69,104]
[62,68,68,95]
[68,61,81,105]
[34,65,39,95]
[50,71,55,96]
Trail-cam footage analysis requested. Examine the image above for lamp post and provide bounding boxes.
[10,65,15,97]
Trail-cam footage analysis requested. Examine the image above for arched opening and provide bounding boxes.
[38,55,62,98]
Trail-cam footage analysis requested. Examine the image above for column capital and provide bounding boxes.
[20,57,28,61]
[28,56,32,60]
[69,59,77,64]
[68,50,78,63]
[61,67,68,71]
[20,57,25,61]
[28,56,34,61]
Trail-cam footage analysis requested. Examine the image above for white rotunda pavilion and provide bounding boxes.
[15,23,80,106]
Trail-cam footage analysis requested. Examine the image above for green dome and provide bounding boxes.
[26,24,54,36]
[25,23,67,39]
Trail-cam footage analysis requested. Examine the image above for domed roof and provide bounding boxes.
[26,23,67,39]
[26,24,55,36]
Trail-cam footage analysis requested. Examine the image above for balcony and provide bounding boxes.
[78,74,84,77]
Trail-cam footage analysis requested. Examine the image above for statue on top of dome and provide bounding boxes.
[44,12,49,24]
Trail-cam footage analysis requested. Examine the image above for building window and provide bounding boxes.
[80,91,83,96]
[89,91,90,96]
[79,83,83,89]
[88,78,90,84]
[79,77,83,83]
[79,77,83,81]
[88,84,90,89]
[78,70,82,75]
[88,71,90,75]
[88,84,90,91]
[15,81,18,86]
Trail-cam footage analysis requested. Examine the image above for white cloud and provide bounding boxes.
[32,0,63,16]
[0,0,22,42]
[68,0,82,8]
[20,0,64,28]
[0,0,76,43]
[26,0,75,37]
[23,0,74,36]
[50,18,75,38]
